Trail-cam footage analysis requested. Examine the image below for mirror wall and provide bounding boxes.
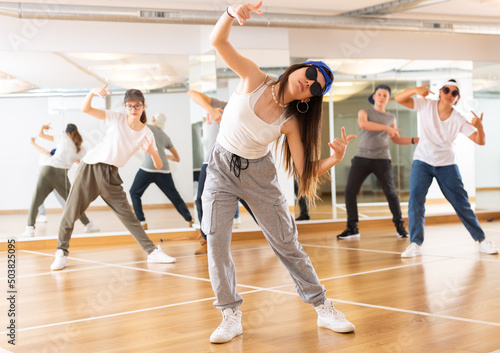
[1,51,499,237]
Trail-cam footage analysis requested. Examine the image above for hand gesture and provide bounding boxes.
[141,136,156,155]
[414,82,434,100]
[328,127,356,162]
[386,126,402,138]
[207,107,224,125]
[228,1,263,26]
[41,123,51,131]
[468,111,484,130]
[91,83,112,99]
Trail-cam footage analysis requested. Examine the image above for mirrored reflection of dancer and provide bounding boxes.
[30,137,65,223]
[204,2,356,344]
[24,124,99,237]
[50,86,176,270]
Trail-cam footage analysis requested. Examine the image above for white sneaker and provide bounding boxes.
[210,308,243,344]
[315,299,355,333]
[22,226,35,237]
[147,245,176,263]
[479,240,499,254]
[233,217,242,226]
[50,249,67,271]
[36,214,48,223]
[401,243,422,258]
[84,221,100,233]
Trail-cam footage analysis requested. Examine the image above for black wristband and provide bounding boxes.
[411,137,415,144]
[226,7,235,18]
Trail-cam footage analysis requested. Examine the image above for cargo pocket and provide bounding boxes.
[274,196,295,243]
[201,191,217,235]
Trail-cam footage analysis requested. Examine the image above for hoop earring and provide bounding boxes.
[297,101,309,114]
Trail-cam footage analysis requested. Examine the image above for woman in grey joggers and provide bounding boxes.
[203,2,357,344]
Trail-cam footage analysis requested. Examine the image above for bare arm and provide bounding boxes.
[210,2,266,94]
[31,137,51,155]
[467,111,486,145]
[394,82,434,109]
[166,147,180,162]
[142,137,162,169]
[283,118,356,177]
[358,109,401,137]
[38,124,54,142]
[81,84,112,120]
[387,120,419,145]
[187,90,223,124]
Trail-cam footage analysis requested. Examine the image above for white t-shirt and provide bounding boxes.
[45,135,85,169]
[413,97,476,166]
[83,110,156,168]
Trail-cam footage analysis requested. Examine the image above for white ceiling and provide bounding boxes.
[1,0,500,93]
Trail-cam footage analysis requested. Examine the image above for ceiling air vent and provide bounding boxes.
[140,10,181,19]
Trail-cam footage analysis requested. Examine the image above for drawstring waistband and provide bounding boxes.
[230,154,249,178]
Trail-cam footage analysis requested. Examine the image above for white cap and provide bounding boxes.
[153,113,166,129]
[441,78,461,91]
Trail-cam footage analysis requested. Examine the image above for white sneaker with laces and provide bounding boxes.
[50,249,67,271]
[84,221,100,233]
[401,243,422,258]
[479,240,499,254]
[315,299,355,333]
[147,245,176,263]
[22,226,35,237]
[36,214,48,223]
[210,308,243,344]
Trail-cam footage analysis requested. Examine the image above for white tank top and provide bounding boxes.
[217,77,287,159]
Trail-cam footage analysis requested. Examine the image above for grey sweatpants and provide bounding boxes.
[57,162,157,256]
[202,143,326,309]
[27,165,90,227]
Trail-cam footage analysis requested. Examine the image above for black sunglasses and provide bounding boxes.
[441,86,459,97]
[305,66,324,97]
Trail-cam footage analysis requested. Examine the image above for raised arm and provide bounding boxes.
[80,84,112,120]
[358,109,401,137]
[467,111,486,145]
[166,147,181,162]
[38,124,54,142]
[210,2,266,92]
[187,90,223,125]
[283,118,355,178]
[31,137,51,155]
[394,82,434,109]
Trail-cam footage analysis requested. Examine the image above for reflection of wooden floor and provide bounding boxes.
[1,189,499,239]
[2,221,499,352]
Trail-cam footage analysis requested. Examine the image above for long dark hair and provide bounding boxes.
[66,124,83,153]
[274,63,334,204]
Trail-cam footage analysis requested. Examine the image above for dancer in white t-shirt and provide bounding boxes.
[24,124,98,237]
[50,86,176,270]
[395,79,498,257]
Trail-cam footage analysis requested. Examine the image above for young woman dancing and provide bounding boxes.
[50,86,176,270]
[24,124,98,237]
[203,2,356,344]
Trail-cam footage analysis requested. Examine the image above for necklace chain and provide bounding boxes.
[271,84,288,108]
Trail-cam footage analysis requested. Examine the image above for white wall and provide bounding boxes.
[475,97,500,188]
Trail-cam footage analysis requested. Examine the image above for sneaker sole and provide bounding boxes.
[397,234,409,238]
[337,234,360,240]
[210,328,243,344]
[147,259,177,264]
[317,321,355,333]
[401,252,421,258]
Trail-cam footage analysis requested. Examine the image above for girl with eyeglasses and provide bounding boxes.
[395,79,498,258]
[50,86,176,271]
[23,123,98,237]
[203,2,356,344]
